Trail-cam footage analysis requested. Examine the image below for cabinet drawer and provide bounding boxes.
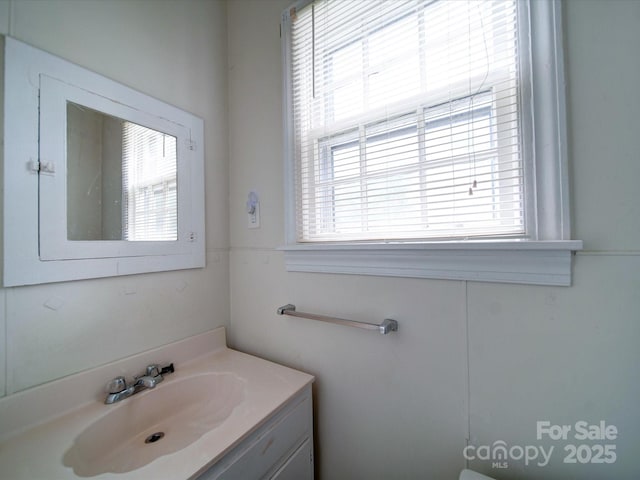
[270,438,312,480]
[198,387,312,480]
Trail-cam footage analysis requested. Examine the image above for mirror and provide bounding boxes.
[66,102,178,242]
[4,37,205,286]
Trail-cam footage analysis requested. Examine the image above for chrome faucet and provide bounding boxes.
[105,363,174,404]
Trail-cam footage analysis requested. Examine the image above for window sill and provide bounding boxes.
[278,240,583,286]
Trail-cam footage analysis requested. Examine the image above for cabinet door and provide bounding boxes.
[270,439,313,480]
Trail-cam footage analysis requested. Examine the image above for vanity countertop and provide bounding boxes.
[0,328,314,480]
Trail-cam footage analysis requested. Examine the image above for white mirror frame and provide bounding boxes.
[2,37,206,286]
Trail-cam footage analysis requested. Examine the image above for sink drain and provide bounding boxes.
[144,432,165,444]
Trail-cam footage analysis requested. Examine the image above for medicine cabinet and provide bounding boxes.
[2,37,205,286]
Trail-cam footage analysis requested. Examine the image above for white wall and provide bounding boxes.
[0,0,229,395]
[227,1,640,479]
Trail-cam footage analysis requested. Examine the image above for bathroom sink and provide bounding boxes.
[63,372,245,477]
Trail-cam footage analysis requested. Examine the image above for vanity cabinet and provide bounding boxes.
[195,385,313,480]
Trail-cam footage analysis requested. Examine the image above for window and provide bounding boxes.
[281,0,582,286]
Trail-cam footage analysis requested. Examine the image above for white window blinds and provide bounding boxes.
[289,0,525,242]
[122,122,178,241]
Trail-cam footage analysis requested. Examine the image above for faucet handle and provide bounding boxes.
[106,376,127,394]
[145,364,161,378]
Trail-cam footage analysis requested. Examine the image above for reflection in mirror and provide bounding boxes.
[66,102,178,241]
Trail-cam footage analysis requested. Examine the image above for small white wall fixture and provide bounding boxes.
[2,37,206,286]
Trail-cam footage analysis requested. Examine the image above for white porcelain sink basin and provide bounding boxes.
[63,372,245,477]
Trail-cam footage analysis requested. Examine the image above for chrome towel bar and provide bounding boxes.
[276,304,398,335]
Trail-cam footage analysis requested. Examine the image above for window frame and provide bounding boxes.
[281,0,582,286]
